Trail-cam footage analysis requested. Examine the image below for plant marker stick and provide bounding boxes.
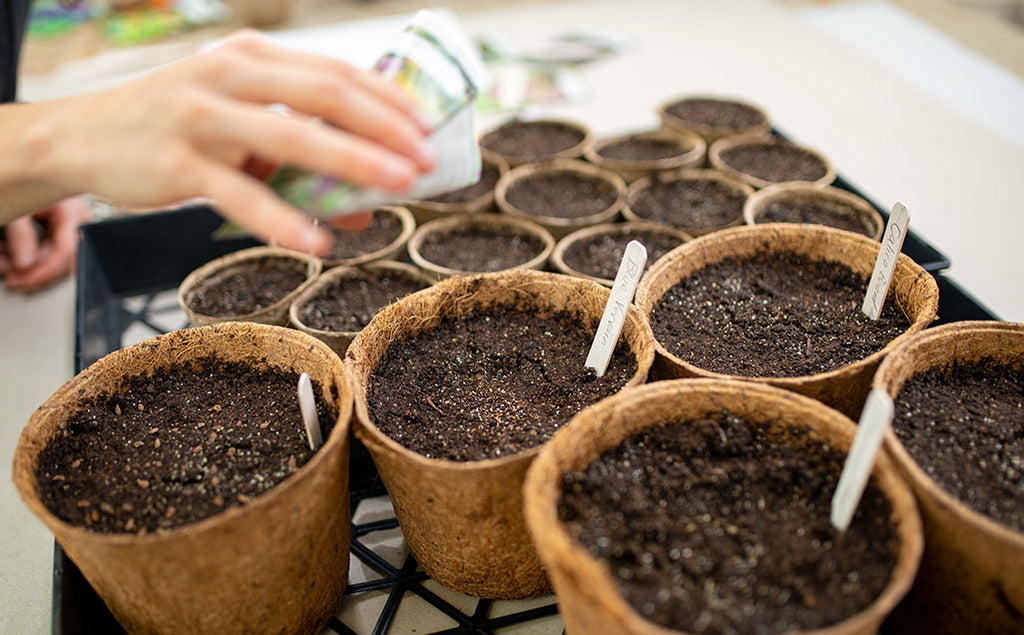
[862,203,910,320]
[585,240,647,377]
[298,373,323,451]
[831,389,895,531]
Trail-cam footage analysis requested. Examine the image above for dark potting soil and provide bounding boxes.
[628,176,745,230]
[35,358,337,534]
[562,228,684,281]
[417,225,545,273]
[720,143,828,183]
[893,358,1024,532]
[186,257,307,317]
[481,121,585,160]
[325,209,404,260]
[664,98,766,131]
[597,136,687,162]
[297,268,430,332]
[649,253,910,377]
[757,199,874,237]
[559,411,899,634]
[367,306,638,461]
[423,161,501,204]
[505,171,619,219]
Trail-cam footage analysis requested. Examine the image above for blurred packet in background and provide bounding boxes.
[264,10,488,222]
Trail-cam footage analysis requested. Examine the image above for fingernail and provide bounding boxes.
[299,222,330,256]
[14,252,33,269]
[414,141,437,171]
[380,157,416,191]
[414,110,436,133]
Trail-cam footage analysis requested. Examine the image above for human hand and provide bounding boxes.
[26,33,435,254]
[0,197,91,293]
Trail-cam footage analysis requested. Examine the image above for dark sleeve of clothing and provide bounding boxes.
[2,0,33,103]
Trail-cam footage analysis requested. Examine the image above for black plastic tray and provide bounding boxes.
[59,187,996,634]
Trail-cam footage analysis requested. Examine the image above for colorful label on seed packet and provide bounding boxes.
[264,11,486,222]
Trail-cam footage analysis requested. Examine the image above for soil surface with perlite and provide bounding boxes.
[628,176,746,230]
[563,228,685,281]
[367,307,637,461]
[650,253,910,377]
[481,121,585,161]
[298,268,430,333]
[418,225,545,273]
[757,199,873,237]
[35,359,336,534]
[505,171,619,219]
[423,161,501,204]
[559,411,899,634]
[665,98,766,132]
[597,136,688,162]
[325,208,404,261]
[893,358,1024,532]
[720,142,828,184]
[186,257,307,317]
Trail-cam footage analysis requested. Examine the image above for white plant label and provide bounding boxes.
[862,202,910,320]
[298,372,323,451]
[585,240,647,378]
[831,389,895,531]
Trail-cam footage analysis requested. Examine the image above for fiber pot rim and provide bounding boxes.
[551,221,693,287]
[177,245,322,326]
[634,224,938,388]
[709,133,837,190]
[12,322,352,548]
[407,211,556,279]
[480,117,594,166]
[344,269,656,473]
[743,182,885,241]
[584,129,706,177]
[289,260,435,339]
[321,205,417,268]
[873,320,1024,549]
[404,149,508,219]
[523,378,924,635]
[622,167,754,236]
[657,95,771,142]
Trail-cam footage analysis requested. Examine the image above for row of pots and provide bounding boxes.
[14,223,1022,633]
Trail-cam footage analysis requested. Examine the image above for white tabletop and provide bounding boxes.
[3,1,1023,632]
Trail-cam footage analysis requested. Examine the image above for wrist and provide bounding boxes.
[0,102,79,222]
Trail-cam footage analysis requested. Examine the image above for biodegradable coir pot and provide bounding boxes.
[523,379,923,635]
[873,321,1024,634]
[495,160,627,239]
[344,269,655,599]
[178,246,321,327]
[709,134,836,189]
[12,323,352,635]
[405,150,508,224]
[622,168,754,237]
[551,221,692,287]
[321,205,416,268]
[658,96,770,144]
[408,212,555,280]
[289,260,434,356]
[744,182,884,241]
[584,129,706,182]
[479,118,593,167]
[634,224,938,418]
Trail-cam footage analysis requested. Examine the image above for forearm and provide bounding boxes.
[0,102,79,225]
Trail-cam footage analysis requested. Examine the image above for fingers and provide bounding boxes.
[197,156,331,255]
[216,60,435,172]
[3,199,89,292]
[325,211,373,232]
[4,216,40,271]
[196,97,421,192]
[4,241,70,293]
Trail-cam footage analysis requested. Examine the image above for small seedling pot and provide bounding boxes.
[873,321,1024,634]
[480,117,593,167]
[584,129,706,182]
[622,168,753,237]
[405,150,508,224]
[12,323,352,635]
[551,221,692,287]
[658,95,771,144]
[289,261,434,356]
[345,269,655,599]
[496,160,627,239]
[709,134,836,189]
[408,212,555,280]
[321,205,416,268]
[523,378,923,635]
[634,224,938,418]
[178,246,321,327]
[744,183,884,240]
